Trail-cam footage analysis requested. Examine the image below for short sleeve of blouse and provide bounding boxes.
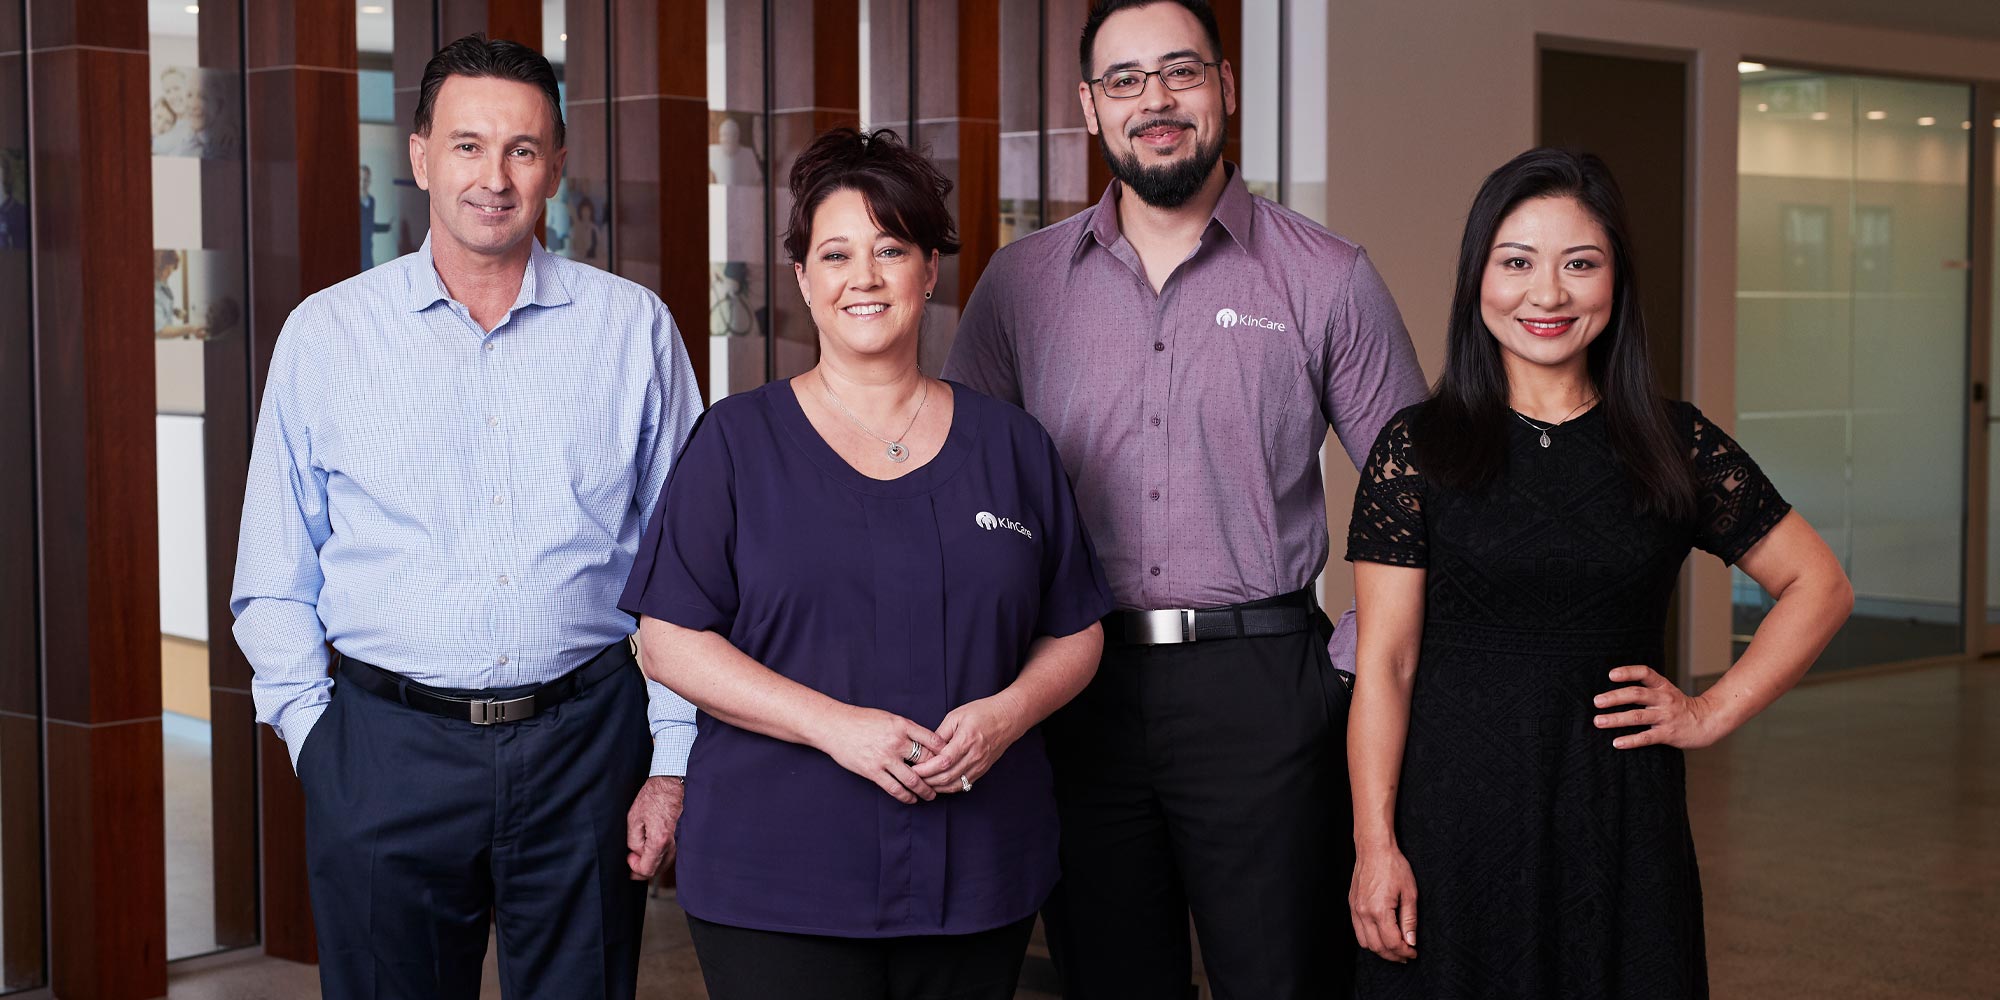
[1345,410,1428,568]
[618,409,740,633]
[1683,402,1791,565]
[1031,433,1115,637]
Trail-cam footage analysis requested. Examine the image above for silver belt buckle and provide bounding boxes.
[1133,608,1196,645]
[468,694,537,725]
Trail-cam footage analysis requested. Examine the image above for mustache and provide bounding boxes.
[1127,117,1196,137]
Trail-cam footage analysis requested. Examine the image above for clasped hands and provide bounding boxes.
[816,694,1026,805]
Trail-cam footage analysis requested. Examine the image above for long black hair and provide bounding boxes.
[1411,147,1694,519]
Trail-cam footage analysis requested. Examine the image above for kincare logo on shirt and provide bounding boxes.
[975,511,1034,540]
[1214,306,1287,331]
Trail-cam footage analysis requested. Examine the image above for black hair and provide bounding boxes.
[415,33,565,148]
[1079,0,1224,81]
[784,128,960,264]
[1411,147,1695,519]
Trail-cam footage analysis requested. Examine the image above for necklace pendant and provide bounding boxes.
[1539,431,1552,449]
[886,442,909,463]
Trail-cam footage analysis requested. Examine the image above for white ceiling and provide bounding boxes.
[1666,0,2000,42]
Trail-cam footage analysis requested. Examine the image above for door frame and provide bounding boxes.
[1970,83,1998,657]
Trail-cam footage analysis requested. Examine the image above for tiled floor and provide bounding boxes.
[164,660,1999,999]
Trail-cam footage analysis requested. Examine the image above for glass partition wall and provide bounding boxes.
[150,0,257,961]
[1736,68,1974,672]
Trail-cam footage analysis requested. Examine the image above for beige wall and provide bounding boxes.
[1316,0,2000,678]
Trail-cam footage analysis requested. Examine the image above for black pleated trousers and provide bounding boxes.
[1040,626,1356,1000]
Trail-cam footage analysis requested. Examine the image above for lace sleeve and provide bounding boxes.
[1685,403,1792,565]
[1346,411,1427,568]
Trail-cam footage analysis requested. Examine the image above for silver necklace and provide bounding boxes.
[1511,397,1597,449]
[820,369,930,463]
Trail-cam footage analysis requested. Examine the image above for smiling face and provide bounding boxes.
[1480,195,1616,378]
[1077,2,1235,208]
[409,74,566,260]
[793,187,938,362]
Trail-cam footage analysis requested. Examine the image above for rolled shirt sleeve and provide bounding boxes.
[230,301,337,770]
[636,303,706,777]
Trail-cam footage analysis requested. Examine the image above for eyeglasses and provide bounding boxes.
[1087,60,1220,100]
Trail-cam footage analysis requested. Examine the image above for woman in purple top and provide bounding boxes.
[620,128,1112,1000]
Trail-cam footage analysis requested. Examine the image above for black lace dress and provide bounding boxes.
[1346,401,1790,1000]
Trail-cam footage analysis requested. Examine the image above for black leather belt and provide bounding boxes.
[336,641,635,725]
[1104,587,1323,645]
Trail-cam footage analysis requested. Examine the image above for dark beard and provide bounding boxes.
[1100,123,1227,209]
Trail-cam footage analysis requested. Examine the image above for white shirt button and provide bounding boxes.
[492,493,506,505]
[496,654,510,666]
[497,574,510,586]
[487,415,499,428]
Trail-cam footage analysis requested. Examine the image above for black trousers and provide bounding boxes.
[298,648,653,999]
[686,914,1036,1000]
[1040,627,1355,1000]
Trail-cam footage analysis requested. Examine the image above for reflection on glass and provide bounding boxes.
[708,0,770,399]
[151,0,252,960]
[358,1,403,270]
[997,0,1041,246]
[0,0,44,988]
[1238,0,1278,202]
[1735,69,1971,671]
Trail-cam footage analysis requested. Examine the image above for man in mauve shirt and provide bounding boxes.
[943,1,1425,996]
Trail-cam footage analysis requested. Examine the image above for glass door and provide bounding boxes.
[1735,68,1975,673]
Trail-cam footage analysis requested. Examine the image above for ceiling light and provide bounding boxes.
[361,4,385,13]
[1964,121,1974,129]
[1864,110,1886,120]
[1917,117,1936,126]
[184,3,198,12]
[1756,103,1769,112]
[1737,61,1767,74]
[1810,112,1829,121]
[560,32,569,41]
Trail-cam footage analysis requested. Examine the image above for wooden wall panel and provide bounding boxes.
[28,0,168,988]
[246,0,360,965]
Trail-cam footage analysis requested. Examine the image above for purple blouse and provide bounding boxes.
[619,380,1113,937]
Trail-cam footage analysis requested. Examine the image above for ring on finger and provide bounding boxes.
[959,775,973,793]
[903,740,921,766]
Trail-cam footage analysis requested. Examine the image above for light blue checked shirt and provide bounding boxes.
[231,237,701,776]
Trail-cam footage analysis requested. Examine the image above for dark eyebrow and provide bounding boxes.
[445,130,543,148]
[1564,244,1604,254]
[1100,49,1205,74]
[814,235,850,254]
[1495,242,1535,252]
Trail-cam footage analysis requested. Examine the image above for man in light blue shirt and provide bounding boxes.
[230,35,700,999]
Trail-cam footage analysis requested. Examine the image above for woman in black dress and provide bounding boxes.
[1345,148,1853,999]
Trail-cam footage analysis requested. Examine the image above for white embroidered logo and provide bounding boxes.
[975,511,1033,539]
[1215,306,1287,331]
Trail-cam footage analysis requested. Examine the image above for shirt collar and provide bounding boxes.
[1072,161,1255,259]
[404,234,573,314]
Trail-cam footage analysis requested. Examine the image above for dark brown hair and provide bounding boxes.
[783,128,960,264]
[1080,0,1224,80]
[415,34,565,148]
